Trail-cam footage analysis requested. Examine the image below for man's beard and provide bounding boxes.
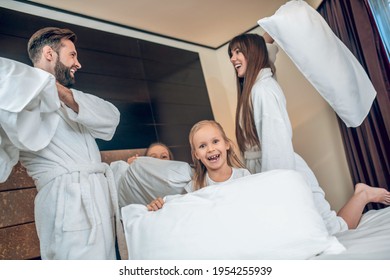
[54,59,75,87]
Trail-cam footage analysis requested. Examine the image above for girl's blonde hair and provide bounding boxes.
[189,120,245,190]
[228,33,271,154]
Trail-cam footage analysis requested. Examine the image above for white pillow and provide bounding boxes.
[115,157,192,208]
[121,169,345,259]
[0,57,60,151]
[258,0,376,127]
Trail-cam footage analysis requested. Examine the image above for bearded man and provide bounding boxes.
[18,27,120,259]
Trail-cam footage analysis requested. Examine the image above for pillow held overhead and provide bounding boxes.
[258,0,376,127]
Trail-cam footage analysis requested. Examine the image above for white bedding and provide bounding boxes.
[312,207,390,259]
[111,157,192,208]
[117,160,390,260]
[121,170,345,260]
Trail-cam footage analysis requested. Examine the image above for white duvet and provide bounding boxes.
[312,206,390,259]
[121,169,345,259]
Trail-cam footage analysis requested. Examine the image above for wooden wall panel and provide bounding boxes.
[155,124,193,145]
[152,103,213,125]
[0,188,36,228]
[77,50,145,79]
[139,40,200,66]
[0,162,39,260]
[74,28,141,58]
[0,34,30,63]
[0,223,40,260]
[76,74,150,102]
[142,60,206,86]
[100,149,146,164]
[170,146,195,163]
[0,162,34,192]
[148,81,211,105]
[99,123,157,150]
[96,100,157,150]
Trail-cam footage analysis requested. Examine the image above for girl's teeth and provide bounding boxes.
[208,155,219,160]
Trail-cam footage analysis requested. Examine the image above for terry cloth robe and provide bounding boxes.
[0,57,60,182]
[244,68,348,235]
[19,89,120,260]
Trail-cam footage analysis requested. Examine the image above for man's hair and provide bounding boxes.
[27,27,77,64]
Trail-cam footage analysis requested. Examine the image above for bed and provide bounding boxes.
[113,158,390,260]
[311,206,390,260]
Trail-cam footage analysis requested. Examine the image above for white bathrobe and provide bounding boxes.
[20,91,120,260]
[1,57,121,259]
[244,68,348,235]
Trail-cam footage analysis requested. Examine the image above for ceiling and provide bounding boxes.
[26,0,322,49]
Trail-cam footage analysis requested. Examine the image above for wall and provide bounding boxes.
[0,7,216,164]
[0,0,352,211]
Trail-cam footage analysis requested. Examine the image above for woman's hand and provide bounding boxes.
[263,32,274,44]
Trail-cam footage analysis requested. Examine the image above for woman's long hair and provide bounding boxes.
[228,34,271,154]
[189,120,245,190]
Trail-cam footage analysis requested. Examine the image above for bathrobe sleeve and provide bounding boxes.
[251,75,296,172]
[266,43,278,65]
[62,89,120,141]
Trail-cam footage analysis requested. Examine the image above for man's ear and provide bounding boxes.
[42,46,55,61]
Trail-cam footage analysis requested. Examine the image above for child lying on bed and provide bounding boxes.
[147,120,250,211]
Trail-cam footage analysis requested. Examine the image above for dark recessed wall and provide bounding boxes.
[0,7,214,163]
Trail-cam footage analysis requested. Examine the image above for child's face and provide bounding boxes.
[146,145,171,160]
[192,124,230,172]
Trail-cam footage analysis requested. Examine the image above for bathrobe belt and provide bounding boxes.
[36,162,119,245]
